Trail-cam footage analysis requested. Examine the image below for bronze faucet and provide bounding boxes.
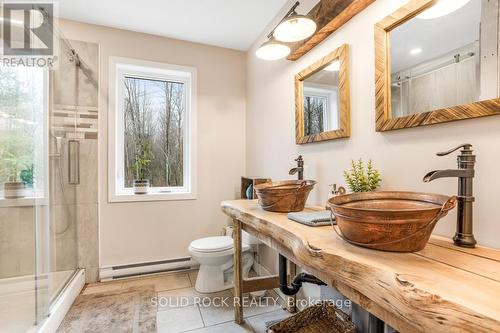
[289,155,304,180]
[423,144,477,248]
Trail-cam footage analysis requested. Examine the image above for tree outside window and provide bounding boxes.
[304,94,328,136]
[0,65,43,190]
[123,76,184,188]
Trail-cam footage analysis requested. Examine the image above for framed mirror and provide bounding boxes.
[295,44,350,144]
[375,0,500,131]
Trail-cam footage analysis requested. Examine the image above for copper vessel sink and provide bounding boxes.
[328,191,457,252]
[255,180,316,213]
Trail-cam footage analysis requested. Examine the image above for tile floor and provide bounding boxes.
[82,270,292,333]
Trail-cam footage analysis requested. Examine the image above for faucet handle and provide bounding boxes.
[437,143,473,156]
[294,155,304,167]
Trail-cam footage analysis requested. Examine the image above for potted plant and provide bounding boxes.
[1,151,31,199]
[132,141,152,194]
[343,159,381,193]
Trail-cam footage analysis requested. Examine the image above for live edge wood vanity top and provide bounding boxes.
[221,199,500,333]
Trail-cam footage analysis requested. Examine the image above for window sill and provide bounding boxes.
[109,191,196,203]
[0,196,46,208]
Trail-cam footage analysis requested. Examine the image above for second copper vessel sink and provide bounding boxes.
[328,191,456,252]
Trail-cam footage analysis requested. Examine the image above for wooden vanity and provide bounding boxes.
[221,199,500,333]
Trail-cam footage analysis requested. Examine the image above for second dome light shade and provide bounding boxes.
[273,14,317,43]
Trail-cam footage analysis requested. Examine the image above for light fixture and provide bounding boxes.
[274,15,316,42]
[255,38,291,60]
[417,0,471,20]
[255,1,317,61]
[323,60,340,72]
[273,2,317,43]
[410,47,422,55]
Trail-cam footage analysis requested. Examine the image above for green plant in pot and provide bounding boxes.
[132,140,152,194]
[0,151,31,199]
[20,164,34,187]
[343,159,381,193]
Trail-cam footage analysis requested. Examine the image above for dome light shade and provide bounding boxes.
[255,39,291,60]
[273,14,317,43]
[417,0,471,19]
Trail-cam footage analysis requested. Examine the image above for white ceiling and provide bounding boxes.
[390,0,481,72]
[58,0,288,51]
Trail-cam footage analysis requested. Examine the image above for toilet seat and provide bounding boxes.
[189,236,250,256]
[190,236,233,253]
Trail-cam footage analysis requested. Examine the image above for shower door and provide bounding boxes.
[44,63,81,309]
[0,56,81,333]
[0,64,54,332]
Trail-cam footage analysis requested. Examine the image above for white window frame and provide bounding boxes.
[304,84,340,132]
[0,66,49,207]
[304,91,330,129]
[108,57,197,202]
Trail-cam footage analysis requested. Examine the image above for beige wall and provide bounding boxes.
[246,0,500,249]
[59,20,246,267]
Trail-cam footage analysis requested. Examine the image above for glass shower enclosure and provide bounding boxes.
[0,45,83,332]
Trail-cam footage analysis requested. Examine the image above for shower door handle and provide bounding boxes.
[68,140,80,185]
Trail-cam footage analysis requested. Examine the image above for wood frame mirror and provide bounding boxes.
[295,44,350,144]
[375,0,500,132]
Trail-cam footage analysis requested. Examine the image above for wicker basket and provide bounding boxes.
[267,302,356,333]
[254,180,316,213]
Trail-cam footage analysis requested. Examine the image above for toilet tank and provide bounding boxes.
[224,226,262,245]
[242,230,262,245]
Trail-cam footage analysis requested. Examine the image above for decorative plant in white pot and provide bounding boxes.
[132,140,152,194]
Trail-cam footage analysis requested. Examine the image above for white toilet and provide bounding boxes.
[189,234,256,293]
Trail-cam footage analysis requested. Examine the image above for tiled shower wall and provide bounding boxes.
[0,206,36,278]
[51,39,99,283]
[0,40,99,282]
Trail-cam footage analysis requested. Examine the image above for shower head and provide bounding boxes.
[69,49,81,67]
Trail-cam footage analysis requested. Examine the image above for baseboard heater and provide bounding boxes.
[100,257,198,281]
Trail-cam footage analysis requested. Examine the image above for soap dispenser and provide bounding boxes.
[325,184,346,209]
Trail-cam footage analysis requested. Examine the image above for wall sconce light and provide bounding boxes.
[255,38,291,60]
[417,0,471,20]
[256,1,316,61]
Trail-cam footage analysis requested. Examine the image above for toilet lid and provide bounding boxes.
[190,236,234,253]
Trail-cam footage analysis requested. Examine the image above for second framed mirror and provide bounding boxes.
[375,0,500,131]
[295,44,350,144]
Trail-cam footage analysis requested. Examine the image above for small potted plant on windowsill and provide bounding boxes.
[1,152,31,199]
[132,141,152,195]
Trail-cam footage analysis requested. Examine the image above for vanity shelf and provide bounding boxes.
[240,177,271,199]
[221,199,500,333]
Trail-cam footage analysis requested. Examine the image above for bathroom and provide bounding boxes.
[0,0,498,332]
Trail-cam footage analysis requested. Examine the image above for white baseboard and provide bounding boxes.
[100,257,198,281]
[34,269,85,333]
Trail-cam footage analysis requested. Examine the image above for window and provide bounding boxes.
[0,64,47,202]
[303,85,339,136]
[109,57,197,202]
[304,93,329,135]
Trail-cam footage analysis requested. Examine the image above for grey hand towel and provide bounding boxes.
[287,210,335,227]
